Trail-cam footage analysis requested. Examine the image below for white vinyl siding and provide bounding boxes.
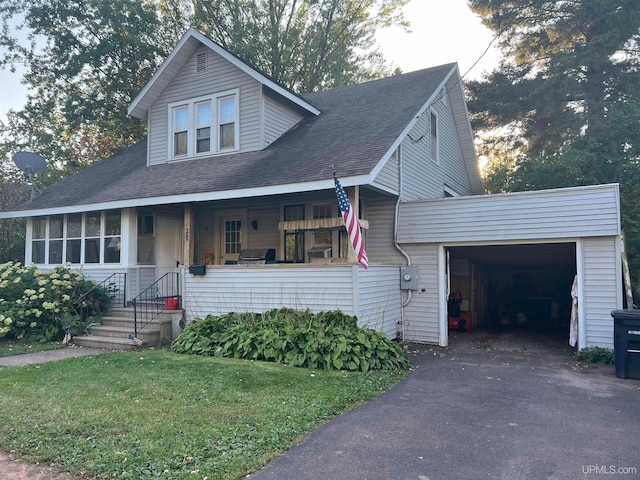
[183,265,399,337]
[246,206,280,250]
[371,150,399,193]
[138,266,157,296]
[400,244,440,344]
[398,184,621,244]
[400,96,473,200]
[365,197,406,265]
[263,95,304,147]
[583,237,621,349]
[184,266,356,319]
[147,46,262,166]
[357,267,402,338]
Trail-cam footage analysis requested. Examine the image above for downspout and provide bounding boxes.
[393,147,413,341]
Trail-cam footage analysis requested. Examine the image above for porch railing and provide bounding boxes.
[132,272,181,338]
[78,272,127,333]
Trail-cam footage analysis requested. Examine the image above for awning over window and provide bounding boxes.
[278,218,369,231]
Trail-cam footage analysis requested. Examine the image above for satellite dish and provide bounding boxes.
[13,151,47,175]
[12,151,47,202]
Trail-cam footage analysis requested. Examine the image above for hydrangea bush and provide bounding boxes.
[0,262,110,342]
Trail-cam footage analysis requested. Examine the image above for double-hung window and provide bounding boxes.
[168,90,238,159]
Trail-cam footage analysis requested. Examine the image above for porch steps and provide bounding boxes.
[74,306,178,350]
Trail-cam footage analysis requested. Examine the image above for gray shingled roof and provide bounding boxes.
[5,64,455,213]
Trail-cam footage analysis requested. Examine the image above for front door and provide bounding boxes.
[156,216,184,278]
[219,213,245,264]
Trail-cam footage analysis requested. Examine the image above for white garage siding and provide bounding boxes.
[583,237,622,349]
[398,184,620,243]
[397,184,622,349]
[399,244,440,345]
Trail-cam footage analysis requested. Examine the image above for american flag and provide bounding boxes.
[334,173,368,269]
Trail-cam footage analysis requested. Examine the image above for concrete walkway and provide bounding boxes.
[0,346,107,367]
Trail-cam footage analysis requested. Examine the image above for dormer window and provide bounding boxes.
[168,89,239,159]
[196,101,211,153]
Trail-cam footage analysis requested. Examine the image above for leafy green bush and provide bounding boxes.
[0,262,110,342]
[173,308,411,371]
[574,346,615,364]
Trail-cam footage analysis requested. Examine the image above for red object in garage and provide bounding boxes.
[459,311,472,330]
[448,316,466,331]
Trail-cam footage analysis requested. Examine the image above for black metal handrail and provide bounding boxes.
[132,272,181,338]
[78,272,127,333]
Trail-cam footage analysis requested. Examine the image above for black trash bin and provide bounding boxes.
[611,309,640,380]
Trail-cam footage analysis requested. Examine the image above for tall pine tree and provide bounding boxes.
[467,0,640,293]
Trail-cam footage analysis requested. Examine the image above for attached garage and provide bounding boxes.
[397,184,622,350]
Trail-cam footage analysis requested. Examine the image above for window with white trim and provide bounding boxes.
[430,110,439,163]
[312,204,333,248]
[30,211,121,265]
[168,90,239,159]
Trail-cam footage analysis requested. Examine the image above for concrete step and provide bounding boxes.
[73,335,146,350]
[86,325,161,344]
[100,316,139,328]
[79,306,183,349]
[105,307,139,319]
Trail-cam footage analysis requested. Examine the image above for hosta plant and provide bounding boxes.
[173,308,411,372]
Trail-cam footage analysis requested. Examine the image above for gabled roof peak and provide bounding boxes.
[128,28,320,119]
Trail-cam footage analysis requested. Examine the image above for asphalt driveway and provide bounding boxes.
[249,330,640,480]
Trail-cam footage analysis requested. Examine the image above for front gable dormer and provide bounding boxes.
[128,29,320,166]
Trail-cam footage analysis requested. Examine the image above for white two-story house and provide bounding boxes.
[0,29,622,351]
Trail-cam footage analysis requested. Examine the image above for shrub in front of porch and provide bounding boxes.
[172,308,411,372]
[0,262,110,342]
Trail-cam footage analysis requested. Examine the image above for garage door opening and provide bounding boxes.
[446,243,576,347]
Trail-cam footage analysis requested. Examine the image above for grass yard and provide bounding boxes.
[0,339,67,357]
[0,348,405,479]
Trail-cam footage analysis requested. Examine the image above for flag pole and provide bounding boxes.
[332,166,368,269]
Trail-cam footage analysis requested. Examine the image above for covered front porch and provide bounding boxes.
[181,264,401,338]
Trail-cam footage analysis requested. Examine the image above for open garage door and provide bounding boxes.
[446,242,576,345]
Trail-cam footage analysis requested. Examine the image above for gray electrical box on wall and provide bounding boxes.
[400,266,418,290]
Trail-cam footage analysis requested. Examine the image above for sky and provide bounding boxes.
[0,0,501,123]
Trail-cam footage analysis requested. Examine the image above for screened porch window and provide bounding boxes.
[48,215,63,264]
[31,217,46,264]
[30,211,121,265]
[284,205,305,263]
[312,204,333,248]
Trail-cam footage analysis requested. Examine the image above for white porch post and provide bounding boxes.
[184,204,195,266]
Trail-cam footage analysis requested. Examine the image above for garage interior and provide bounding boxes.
[446,243,577,344]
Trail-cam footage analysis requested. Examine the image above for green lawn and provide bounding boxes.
[0,348,405,479]
[0,339,66,357]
